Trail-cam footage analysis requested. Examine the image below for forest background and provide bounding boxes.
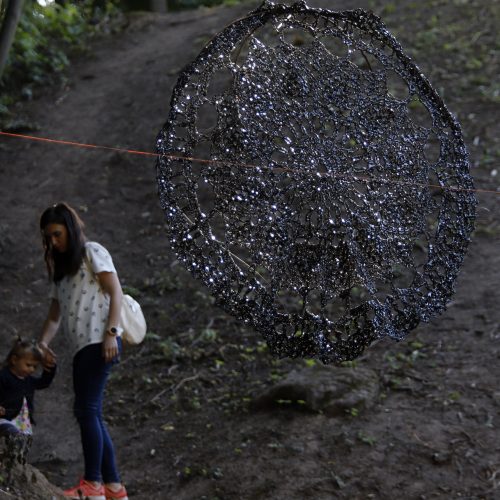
[0,0,237,119]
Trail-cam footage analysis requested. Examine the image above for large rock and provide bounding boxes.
[254,365,380,416]
[0,442,64,500]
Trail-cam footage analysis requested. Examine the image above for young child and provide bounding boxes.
[0,338,56,464]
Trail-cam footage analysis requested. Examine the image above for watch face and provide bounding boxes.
[110,327,118,335]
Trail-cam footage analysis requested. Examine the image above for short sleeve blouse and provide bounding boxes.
[50,241,116,355]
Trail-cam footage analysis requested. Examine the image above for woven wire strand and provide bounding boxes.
[156,1,476,364]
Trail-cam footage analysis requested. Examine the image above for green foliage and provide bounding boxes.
[358,431,377,446]
[1,0,123,114]
[357,431,377,446]
[199,327,218,342]
[381,3,396,15]
[158,337,184,361]
[340,360,358,368]
[347,407,359,417]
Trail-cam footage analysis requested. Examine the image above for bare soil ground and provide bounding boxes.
[0,0,499,498]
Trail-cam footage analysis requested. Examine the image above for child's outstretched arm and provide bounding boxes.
[33,363,56,390]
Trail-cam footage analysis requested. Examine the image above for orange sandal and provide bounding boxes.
[105,484,129,500]
[63,479,105,500]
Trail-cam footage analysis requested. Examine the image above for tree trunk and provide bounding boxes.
[0,0,24,81]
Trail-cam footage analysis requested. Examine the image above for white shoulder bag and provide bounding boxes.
[84,255,147,345]
[120,294,147,345]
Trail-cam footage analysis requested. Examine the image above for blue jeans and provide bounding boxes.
[73,340,121,483]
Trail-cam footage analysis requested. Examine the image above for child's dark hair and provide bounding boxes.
[40,202,86,282]
[5,338,43,367]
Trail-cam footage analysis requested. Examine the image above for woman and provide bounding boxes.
[38,202,128,500]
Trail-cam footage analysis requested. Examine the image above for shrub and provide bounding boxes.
[0,0,122,113]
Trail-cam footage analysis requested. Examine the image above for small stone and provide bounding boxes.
[432,451,451,464]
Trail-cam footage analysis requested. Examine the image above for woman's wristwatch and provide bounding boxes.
[106,326,123,337]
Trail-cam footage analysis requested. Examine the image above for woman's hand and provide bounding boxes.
[99,271,122,363]
[39,341,57,368]
[102,333,119,363]
[39,299,61,368]
[0,406,5,416]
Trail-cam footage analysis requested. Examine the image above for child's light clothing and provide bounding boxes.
[12,398,33,435]
[0,397,33,435]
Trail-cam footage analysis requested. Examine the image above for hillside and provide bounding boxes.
[0,0,499,498]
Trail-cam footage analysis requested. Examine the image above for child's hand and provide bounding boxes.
[0,406,5,416]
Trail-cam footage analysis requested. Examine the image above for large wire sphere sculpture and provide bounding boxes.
[156,0,476,364]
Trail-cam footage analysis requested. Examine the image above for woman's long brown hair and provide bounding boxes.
[39,202,86,282]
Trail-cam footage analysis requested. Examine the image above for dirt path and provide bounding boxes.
[1,0,499,498]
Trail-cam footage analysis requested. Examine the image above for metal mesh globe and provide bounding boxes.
[156,1,476,363]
